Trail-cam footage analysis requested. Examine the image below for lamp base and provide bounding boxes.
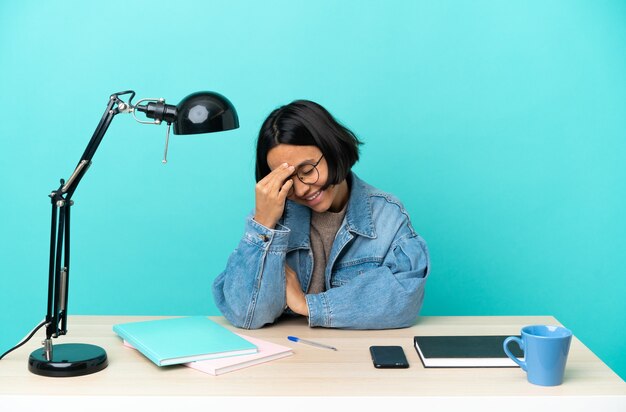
[28,343,108,377]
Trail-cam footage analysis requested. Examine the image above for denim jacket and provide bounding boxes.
[212,173,429,330]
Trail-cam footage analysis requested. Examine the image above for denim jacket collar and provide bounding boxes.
[343,173,376,239]
[282,172,376,250]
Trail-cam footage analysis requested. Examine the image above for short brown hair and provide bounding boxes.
[255,100,362,189]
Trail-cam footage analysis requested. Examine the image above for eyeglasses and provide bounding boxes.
[287,154,324,197]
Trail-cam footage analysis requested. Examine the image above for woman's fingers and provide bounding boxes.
[278,178,293,199]
[254,164,295,229]
[259,163,295,192]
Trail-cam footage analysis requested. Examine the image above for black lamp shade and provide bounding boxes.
[173,91,239,135]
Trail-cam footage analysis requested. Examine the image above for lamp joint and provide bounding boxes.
[42,339,53,361]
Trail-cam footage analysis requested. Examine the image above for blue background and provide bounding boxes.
[1,1,624,380]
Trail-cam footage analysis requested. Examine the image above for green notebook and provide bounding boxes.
[113,316,257,366]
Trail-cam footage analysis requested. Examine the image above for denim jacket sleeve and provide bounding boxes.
[212,216,290,329]
[305,227,429,330]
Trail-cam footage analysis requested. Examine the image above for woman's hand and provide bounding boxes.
[285,265,309,316]
[254,163,295,229]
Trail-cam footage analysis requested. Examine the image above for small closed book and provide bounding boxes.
[112,316,257,366]
[414,335,523,368]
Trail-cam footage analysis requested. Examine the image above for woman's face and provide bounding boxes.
[266,144,348,213]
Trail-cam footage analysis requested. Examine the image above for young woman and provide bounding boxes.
[213,100,429,329]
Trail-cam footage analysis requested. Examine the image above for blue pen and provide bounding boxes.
[288,336,337,351]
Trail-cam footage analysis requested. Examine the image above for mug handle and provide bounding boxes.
[503,336,527,371]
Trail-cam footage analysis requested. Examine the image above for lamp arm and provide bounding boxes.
[63,91,135,199]
[44,91,135,344]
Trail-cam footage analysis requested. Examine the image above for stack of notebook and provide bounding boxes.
[113,316,292,375]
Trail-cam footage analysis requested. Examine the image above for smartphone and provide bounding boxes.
[370,345,409,368]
